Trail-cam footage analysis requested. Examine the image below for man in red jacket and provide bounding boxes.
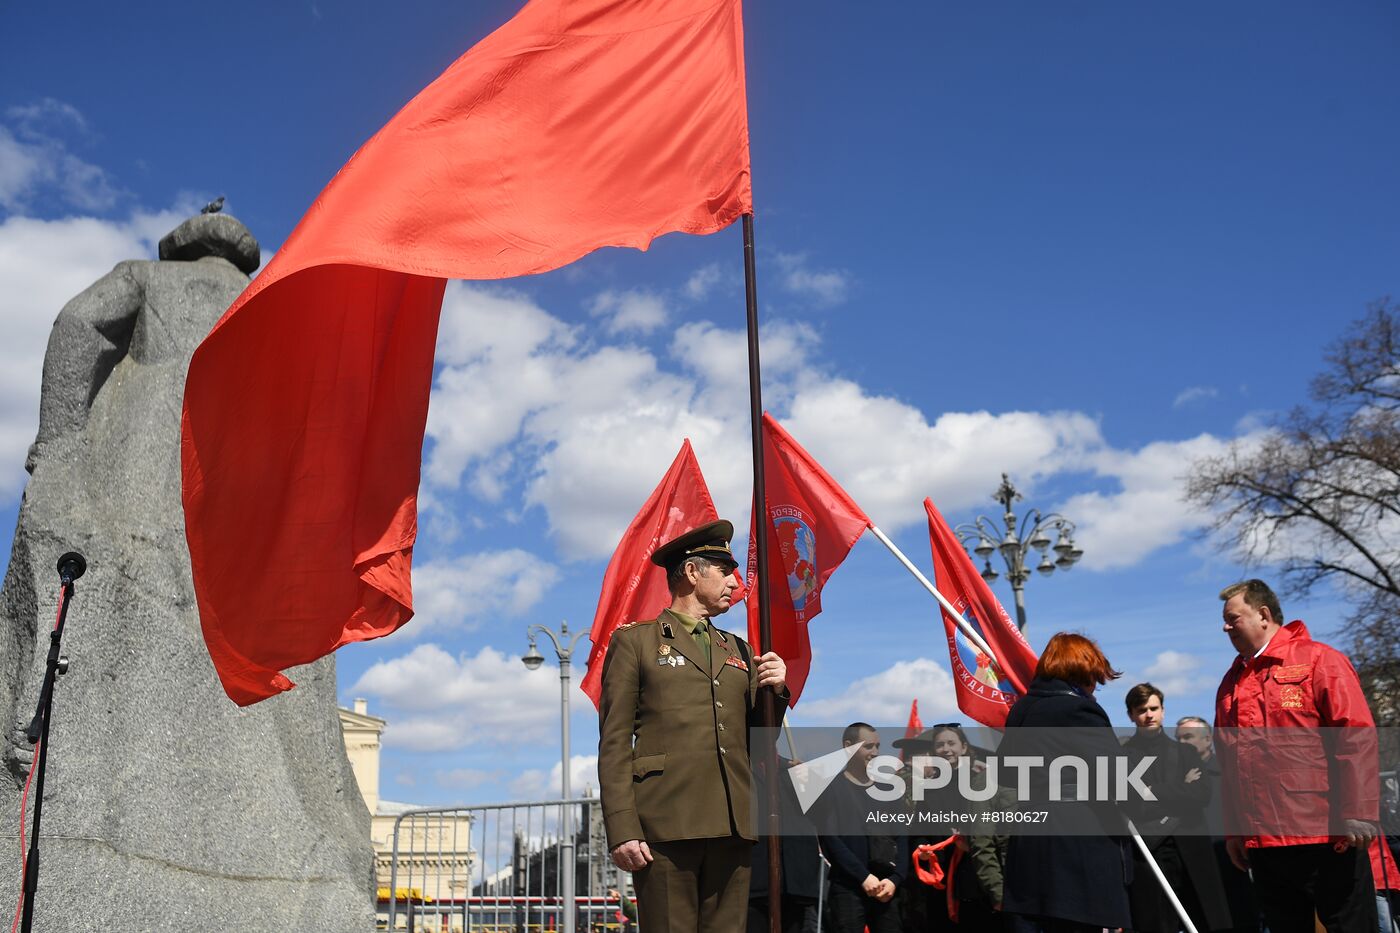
[1214,578,1380,932]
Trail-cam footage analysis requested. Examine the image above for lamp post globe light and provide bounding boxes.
[521,620,587,933]
[955,473,1083,635]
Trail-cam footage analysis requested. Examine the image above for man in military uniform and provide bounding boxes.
[598,519,789,932]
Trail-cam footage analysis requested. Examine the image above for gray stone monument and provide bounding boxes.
[0,213,375,930]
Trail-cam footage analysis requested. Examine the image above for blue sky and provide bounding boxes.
[2,2,1397,806]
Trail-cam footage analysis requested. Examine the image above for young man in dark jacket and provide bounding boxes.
[1122,683,1231,931]
[812,723,910,933]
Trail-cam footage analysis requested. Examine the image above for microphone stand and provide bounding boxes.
[19,552,85,933]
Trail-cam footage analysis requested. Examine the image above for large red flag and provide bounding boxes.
[746,413,870,705]
[924,499,1039,728]
[181,0,753,704]
[580,440,720,707]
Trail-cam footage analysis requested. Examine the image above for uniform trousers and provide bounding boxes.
[635,836,752,933]
[1249,843,1377,933]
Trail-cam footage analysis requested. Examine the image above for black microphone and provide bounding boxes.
[56,552,86,584]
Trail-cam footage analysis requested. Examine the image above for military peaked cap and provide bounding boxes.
[891,727,942,751]
[650,519,738,570]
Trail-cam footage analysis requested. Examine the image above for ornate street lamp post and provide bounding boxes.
[955,473,1083,635]
[522,620,587,933]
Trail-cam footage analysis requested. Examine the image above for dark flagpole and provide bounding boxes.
[741,212,783,933]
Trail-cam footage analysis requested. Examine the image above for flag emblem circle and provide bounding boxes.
[771,511,819,611]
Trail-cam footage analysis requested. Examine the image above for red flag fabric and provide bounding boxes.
[181,0,753,704]
[904,699,923,739]
[901,699,923,761]
[746,413,870,705]
[580,440,720,707]
[924,498,1039,729]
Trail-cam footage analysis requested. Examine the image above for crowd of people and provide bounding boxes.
[756,584,1400,933]
[596,517,1398,933]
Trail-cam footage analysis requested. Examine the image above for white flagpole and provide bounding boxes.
[866,523,1012,688]
[1128,821,1201,933]
[867,522,1198,933]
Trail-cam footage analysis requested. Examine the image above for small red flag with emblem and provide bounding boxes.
[580,440,721,707]
[924,498,1039,728]
[746,413,871,704]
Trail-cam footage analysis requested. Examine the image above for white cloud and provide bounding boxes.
[1172,386,1218,409]
[0,208,188,495]
[430,295,1115,562]
[415,487,464,545]
[781,382,1105,529]
[434,768,503,791]
[424,285,1250,574]
[669,318,820,413]
[426,285,1253,574]
[589,288,668,335]
[0,100,121,212]
[1233,411,1272,434]
[798,658,959,725]
[6,99,91,136]
[1061,433,1241,570]
[425,284,576,490]
[351,644,560,751]
[684,263,728,301]
[408,549,559,635]
[524,408,741,560]
[427,283,735,559]
[0,128,44,211]
[515,319,829,559]
[510,754,600,800]
[1123,650,1218,703]
[775,252,849,307]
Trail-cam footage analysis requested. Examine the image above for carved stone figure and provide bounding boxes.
[0,212,374,930]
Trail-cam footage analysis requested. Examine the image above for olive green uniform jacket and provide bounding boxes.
[598,608,788,849]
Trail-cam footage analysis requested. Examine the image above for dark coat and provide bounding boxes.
[812,772,912,889]
[1196,753,1226,839]
[749,756,823,901]
[997,677,1134,928]
[1122,730,1233,931]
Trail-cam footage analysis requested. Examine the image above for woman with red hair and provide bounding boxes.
[999,632,1133,933]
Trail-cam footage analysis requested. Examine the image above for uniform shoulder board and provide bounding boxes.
[616,619,656,631]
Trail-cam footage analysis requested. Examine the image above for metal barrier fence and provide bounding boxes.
[384,798,620,933]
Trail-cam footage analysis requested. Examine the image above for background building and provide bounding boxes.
[338,700,473,910]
